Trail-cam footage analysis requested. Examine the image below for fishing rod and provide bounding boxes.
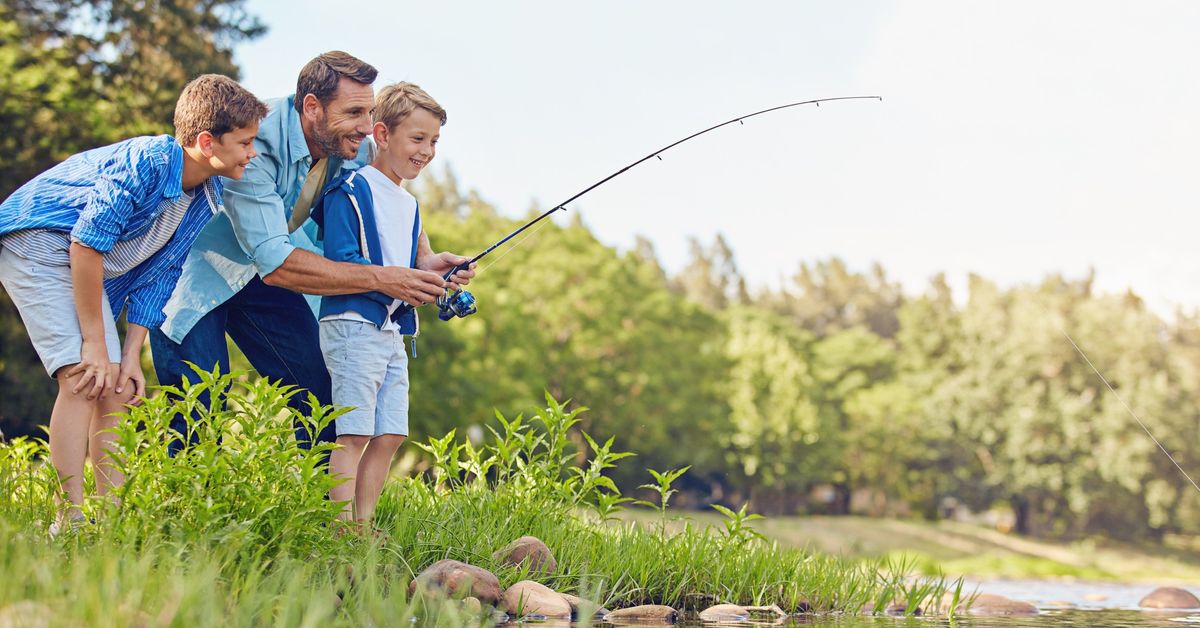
[394,95,882,323]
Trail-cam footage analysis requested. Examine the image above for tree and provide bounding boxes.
[0,0,266,438]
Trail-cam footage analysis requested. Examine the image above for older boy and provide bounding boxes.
[0,74,266,534]
[312,82,469,524]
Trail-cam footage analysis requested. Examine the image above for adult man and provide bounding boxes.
[151,51,473,452]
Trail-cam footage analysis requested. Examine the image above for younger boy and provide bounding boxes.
[312,82,472,524]
[0,74,267,534]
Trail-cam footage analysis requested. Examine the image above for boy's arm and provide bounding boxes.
[66,242,113,399]
[414,230,476,288]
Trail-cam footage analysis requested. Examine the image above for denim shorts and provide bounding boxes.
[0,244,121,377]
[319,318,410,437]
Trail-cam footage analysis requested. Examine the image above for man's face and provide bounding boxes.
[308,77,374,159]
[209,122,260,179]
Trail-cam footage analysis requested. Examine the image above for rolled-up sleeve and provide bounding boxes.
[220,154,295,278]
[71,148,162,253]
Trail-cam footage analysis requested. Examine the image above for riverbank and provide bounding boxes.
[621,510,1200,584]
[0,378,959,625]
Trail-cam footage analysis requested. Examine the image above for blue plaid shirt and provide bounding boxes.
[0,135,222,328]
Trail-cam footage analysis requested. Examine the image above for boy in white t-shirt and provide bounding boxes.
[311,82,474,525]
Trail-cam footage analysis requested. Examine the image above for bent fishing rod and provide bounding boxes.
[394,95,882,322]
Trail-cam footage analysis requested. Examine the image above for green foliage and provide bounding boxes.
[0,380,950,621]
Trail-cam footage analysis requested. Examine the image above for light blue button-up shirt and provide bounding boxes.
[160,95,369,342]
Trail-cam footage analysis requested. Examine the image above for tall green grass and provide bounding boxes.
[0,370,951,624]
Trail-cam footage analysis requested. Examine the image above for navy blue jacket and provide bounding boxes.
[311,169,421,334]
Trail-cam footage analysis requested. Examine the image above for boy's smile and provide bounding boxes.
[374,108,441,185]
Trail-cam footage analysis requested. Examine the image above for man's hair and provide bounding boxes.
[374,82,447,130]
[294,51,379,113]
[174,74,268,145]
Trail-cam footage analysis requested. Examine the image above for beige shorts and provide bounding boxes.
[0,245,121,377]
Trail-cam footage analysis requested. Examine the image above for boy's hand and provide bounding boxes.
[115,353,146,406]
[417,252,477,288]
[68,339,112,400]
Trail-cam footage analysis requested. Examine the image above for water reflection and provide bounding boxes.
[496,609,1200,627]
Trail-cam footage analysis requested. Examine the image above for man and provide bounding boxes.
[151,51,473,452]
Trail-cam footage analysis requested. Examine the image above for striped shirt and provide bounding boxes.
[0,135,223,328]
[2,189,194,278]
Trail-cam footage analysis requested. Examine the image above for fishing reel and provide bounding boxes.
[435,262,478,321]
[437,288,477,321]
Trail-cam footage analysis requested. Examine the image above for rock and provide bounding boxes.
[559,592,609,618]
[1084,593,1108,602]
[861,600,919,616]
[1139,587,1200,609]
[935,592,1036,616]
[460,596,482,616]
[408,559,502,605]
[500,580,571,619]
[699,604,749,621]
[885,601,919,616]
[493,535,557,574]
[604,604,679,624]
[0,601,54,628]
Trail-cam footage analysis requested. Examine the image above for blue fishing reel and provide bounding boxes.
[437,288,477,321]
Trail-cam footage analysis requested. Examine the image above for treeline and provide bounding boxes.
[407,173,1200,542]
[3,0,1199,542]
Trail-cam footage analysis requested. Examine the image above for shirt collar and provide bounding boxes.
[284,94,313,166]
[162,138,185,199]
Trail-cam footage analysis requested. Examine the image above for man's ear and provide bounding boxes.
[302,93,323,120]
[196,131,215,157]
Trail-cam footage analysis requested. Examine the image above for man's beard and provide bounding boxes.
[311,117,363,159]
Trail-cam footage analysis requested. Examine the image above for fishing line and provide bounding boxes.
[403,95,883,321]
[1058,325,1200,495]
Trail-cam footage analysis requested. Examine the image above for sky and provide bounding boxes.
[235,1,1200,313]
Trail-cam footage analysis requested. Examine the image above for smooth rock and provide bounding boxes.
[461,596,483,616]
[0,601,53,628]
[885,601,919,616]
[559,592,609,618]
[935,592,1036,616]
[1084,593,1108,602]
[604,604,679,624]
[1139,587,1200,609]
[493,535,557,574]
[408,559,502,604]
[500,580,572,619]
[699,603,749,621]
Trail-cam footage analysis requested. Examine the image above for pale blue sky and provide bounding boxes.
[235,1,1200,312]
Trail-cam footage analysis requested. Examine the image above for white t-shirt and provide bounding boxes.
[323,165,419,330]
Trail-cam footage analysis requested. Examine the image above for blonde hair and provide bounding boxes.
[373,82,447,130]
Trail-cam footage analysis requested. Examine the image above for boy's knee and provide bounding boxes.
[337,435,371,450]
[372,434,406,450]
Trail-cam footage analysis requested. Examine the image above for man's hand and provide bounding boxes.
[376,266,450,305]
[416,251,477,288]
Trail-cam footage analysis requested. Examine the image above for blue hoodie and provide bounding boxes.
[310,169,421,335]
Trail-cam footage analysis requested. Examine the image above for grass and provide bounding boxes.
[618,510,1200,584]
[0,369,952,625]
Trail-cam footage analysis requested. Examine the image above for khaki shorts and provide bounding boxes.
[0,245,121,377]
